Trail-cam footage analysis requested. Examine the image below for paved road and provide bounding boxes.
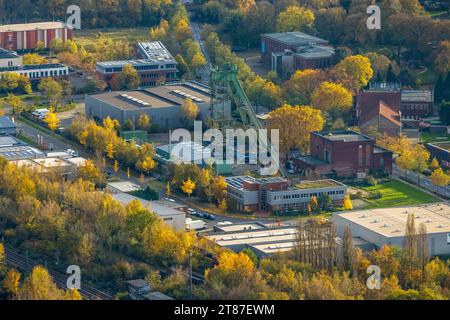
[190,20,212,85]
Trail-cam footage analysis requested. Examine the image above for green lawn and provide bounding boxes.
[73,28,149,47]
[420,131,450,144]
[361,180,440,209]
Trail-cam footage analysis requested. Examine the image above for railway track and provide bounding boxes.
[4,245,113,300]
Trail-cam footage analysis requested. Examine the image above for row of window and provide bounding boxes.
[272,190,345,201]
[403,104,430,110]
[104,63,177,73]
[19,69,67,78]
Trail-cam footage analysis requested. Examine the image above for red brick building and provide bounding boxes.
[0,22,72,51]
[356,91,402,137]
[366,83,434,119]
[294,131,393,178]
[261,32,334,78]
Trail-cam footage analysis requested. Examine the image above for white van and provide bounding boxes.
[32,108,50,119]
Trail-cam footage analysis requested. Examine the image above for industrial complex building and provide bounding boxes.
[261,32,335,78]
[0,135,44,161]
[85,81,211,128]
[333,203,450,256]
[96,41,178,88]
[0,21,72,51]
[226,175,347,214]
[294,130,393,178]
[0,47,69,82]
[206,222,300,257]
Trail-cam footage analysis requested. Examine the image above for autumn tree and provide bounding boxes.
[137,113,151,131]
[435,41,450,76]
[283,69,327,105]
[343,194,353,210]
[181,177,196,198]
[113,64,140,90]
[181,98,200,121]
[17,266,67,300]
[191,52,207,75]
[416,223,429,283]
[266,104,325,154]
[403,214,418,288]
[430,168,450,190]
[331,55,374,90]
[166,181,172,195]
[44,107,61,132]
[0,242,4,267]
[38,78,63,110]
[22,53,48,65]
[3,269,21,297]
[4,94,24,115]
[276,6,315,33]
[311,82,353,113]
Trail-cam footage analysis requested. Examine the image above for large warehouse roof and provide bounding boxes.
[335,203,450,237]
[263,31,328,46]
[89,82,211,110]
[0,21,67,32]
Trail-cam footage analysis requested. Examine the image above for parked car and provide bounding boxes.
[66,149,79,157]
[32,108,50,119]
[204,213,216,220]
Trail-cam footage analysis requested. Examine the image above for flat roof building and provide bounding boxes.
[111,192,186,231]
[294,130,393,178]
[333,203,450,256]
[365,82,434,119]
[96,41,178,88]
[85,82,212,129]
[226,175,347,214]
[206,222,300,257]
[0,116,17,136]
[261,32,334,78]
[0,136,44,160]
[0,48,22,68]
[0,21,72,51]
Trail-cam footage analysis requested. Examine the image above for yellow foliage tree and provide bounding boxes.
[311,81,353,112]
[181,98,200,121]
[105,143,115,159]
[267,104,325,154]
[113,160,119,175]
[181,177,196,198]
[331,55,374,90]
[3,269,21,296]
[430,168,450,187]
[343,194,353,210]
[166,181,171,195]
[276,6,315,32]
[430,157,440,171]
[44,107,60,132]
[17,266,67,300]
